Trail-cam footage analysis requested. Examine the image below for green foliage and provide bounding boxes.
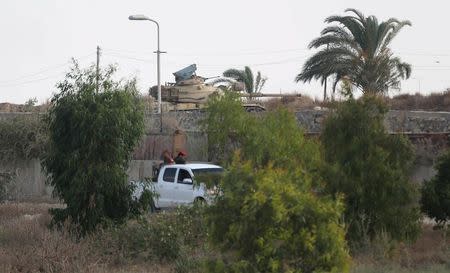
[42,61,145,235]
[203,94,350,272]
[321,96,421,244]
[206,159,349,273]
[296,9,411,94]
[204,92,321,172]
[421,150,450,227]
[0,116,45,201]
[203,92,249,162]
[0,116,44,163]
[24,97,38,111]
[212,66,267,93]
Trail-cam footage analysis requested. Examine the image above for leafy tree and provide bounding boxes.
[203,94,350,273]
[0,116,44,162]
[24,97,38,112]
[0,116,45,201]
[421,150,450,227]
[202,92,249,162]
[204,92,322,171]
[212,66,267,94]
[321,96,421,244]
[296,9,411,95]
[42,61,146,235]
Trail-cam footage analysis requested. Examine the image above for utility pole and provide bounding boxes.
[96,46,101,93]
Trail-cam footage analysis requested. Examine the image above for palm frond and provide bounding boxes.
[380,20,412,51]
[298,9,412,95]
[210,77,236,86]
[255,71,262,92]
[255,72,267,93]
[244,66,254,93]
[344,8,366,24]
[223,69,246,82]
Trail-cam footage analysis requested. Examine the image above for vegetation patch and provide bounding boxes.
[41,62,148,235]
[321,96,421,245]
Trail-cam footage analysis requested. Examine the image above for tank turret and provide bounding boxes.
[150,64,221,110]
[150,64,301,112]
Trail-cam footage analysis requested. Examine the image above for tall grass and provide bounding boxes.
[0,202,448,273]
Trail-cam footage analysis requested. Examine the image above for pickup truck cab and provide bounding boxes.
[132,163,223,208]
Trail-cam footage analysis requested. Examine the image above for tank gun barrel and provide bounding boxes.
[239,93,302,98]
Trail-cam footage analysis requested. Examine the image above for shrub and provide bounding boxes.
[206,159,350,273]
[0,116,44,162]
[321,96,421,244]
[202,91,250,162]
[203,94,350,273]
[41,61,146,235]
[421,150,450,227]
[0,115,45,201]
[204,92,322,173]
[97,206,207,263]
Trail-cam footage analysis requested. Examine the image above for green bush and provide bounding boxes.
[0,113,46,201]
[321,96,421,244]
[203,91,250,162]
[203,94,350,273]
[204,92,322,173]
[421,150,450,227]
[206,159,350,273]
[42,62,146,235]
[0,116,45,162]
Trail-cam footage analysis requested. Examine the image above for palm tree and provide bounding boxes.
[212,66,267,94]
[295,9,412,95]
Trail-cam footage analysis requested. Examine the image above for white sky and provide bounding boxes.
[1,0,449,104]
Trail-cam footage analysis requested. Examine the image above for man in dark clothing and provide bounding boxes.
[174,151,187,164]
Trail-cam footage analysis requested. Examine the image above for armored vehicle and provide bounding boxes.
[150,64,300,112]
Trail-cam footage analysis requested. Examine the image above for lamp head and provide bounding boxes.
[128,15,149,20]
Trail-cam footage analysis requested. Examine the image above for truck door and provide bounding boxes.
[157,167,178,207]
[175,168,195,204]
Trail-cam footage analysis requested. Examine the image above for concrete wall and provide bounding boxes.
[1,110,449,200]
[0,159,52,200]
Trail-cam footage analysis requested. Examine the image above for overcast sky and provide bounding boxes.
[1,0,449,104]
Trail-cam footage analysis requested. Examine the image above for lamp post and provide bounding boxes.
[129,14,165,132]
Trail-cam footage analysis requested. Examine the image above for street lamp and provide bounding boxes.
[129,14,165,131]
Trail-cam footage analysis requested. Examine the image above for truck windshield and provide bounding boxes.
[192,168,224,186]
[192,168,223,176]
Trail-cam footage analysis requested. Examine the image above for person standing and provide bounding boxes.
[174,151,187,164]
[161,150,174,165]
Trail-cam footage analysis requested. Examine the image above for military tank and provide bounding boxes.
[149,64,301,112]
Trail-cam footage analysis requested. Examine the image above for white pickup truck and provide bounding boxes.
[132,163,223,209]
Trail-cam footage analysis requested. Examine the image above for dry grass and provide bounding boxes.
[1,202,448,273]
[262,95,322,111]
[388,90,450,111]
[0,202,173,273]
[262,90,450,112]
[352,224,450,272]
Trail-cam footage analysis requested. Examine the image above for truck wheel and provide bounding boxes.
[194,197,206,207]
[148,198,158,213]
[149,202,157,213]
